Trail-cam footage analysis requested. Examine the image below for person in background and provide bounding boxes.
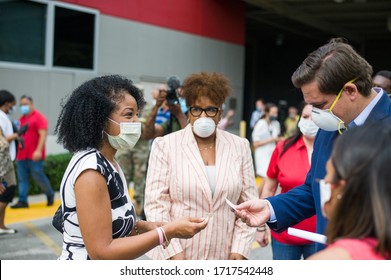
[258,103,317,259]
[55,75,207,260]
[0,90,19,234]
[233,38,391,253]
[152,88,171,125]
[250,98,265,129]
[142,85,187,140]
[217,108,235,130]
[309,123,391,260]
[11,95,54,208]
[283,106,299,138]
[252,103,281,191]
[0,127,17,234]
[145,72,258,260]
[372,70,391,96]
[0,90,18,161]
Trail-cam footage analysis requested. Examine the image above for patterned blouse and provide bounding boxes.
[58,149,135,260]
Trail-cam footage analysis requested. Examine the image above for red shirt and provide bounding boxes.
[266,136,316,245]
[16,110,48,160]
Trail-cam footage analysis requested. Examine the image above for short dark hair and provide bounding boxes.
[20,95,33,103]
[55,75,144,153]
[0,89,16,106]
[280,101,309,157]
[292,38,373,97]
[375,70,391,81]
[327,123,391,258]
[260,102,277,119]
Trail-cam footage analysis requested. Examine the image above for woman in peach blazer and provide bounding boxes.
[144,72,258,260]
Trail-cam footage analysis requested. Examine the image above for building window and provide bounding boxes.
[53,7,95,69]
[0,0,98,71]
[0,1,46,65]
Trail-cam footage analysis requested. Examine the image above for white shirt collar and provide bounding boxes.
[351,87,384,126]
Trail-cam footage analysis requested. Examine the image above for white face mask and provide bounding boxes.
[193,117,216,138]
[319,179,332,218]
[8,105,16,115]
[311,78,357,134]
[311,107,345,132]
[298,117,319,137]
[105,118,141,151]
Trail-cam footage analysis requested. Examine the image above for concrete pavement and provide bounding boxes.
[1,192,272,260]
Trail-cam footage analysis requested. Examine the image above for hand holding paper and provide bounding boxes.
[232,199,271,227]
[225,198,238,212]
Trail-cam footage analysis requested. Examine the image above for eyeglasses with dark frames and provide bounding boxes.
[189,106,220,117]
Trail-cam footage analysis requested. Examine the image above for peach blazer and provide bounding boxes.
[144,124,257,260]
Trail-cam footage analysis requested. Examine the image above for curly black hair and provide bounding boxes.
[55,75,144,153]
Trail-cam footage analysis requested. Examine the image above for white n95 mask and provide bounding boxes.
[311,107,345,133]
[298,118,319,137]
[193,117,216,138]
[105,118,141,151]
[311,77,357,134]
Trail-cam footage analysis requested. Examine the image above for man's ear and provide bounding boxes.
[344,82,359,101]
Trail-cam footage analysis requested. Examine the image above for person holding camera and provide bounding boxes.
[142,78,188,140]
[144,72,258,260]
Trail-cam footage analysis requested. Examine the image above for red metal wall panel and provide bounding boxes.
[60,0,245,45]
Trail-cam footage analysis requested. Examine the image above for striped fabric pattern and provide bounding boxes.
[145,124,257,260]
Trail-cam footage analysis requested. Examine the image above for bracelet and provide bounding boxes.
[160,227,170,249]
[256,225,267,232]
[156,227,164,247]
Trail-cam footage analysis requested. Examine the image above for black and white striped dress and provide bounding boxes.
[58,149,135,260]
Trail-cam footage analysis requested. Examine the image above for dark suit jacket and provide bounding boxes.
[267,91,391,251]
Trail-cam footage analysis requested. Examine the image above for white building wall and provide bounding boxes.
[0,14,244,154]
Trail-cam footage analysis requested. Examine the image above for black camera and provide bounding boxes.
[165,76,181,105]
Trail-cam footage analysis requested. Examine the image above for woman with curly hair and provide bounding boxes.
[144,72,258,260]
[56,75,207,260]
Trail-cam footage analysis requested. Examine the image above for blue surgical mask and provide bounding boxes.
[20,105,30,115]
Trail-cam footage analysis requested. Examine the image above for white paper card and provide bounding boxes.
[288,227,327,244]
[225,198,238,212]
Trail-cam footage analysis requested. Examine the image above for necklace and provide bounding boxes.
[198,144,215,151]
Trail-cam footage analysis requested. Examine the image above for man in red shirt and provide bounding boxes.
[11,96,54,208]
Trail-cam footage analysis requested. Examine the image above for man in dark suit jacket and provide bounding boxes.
[235,38,391,252]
